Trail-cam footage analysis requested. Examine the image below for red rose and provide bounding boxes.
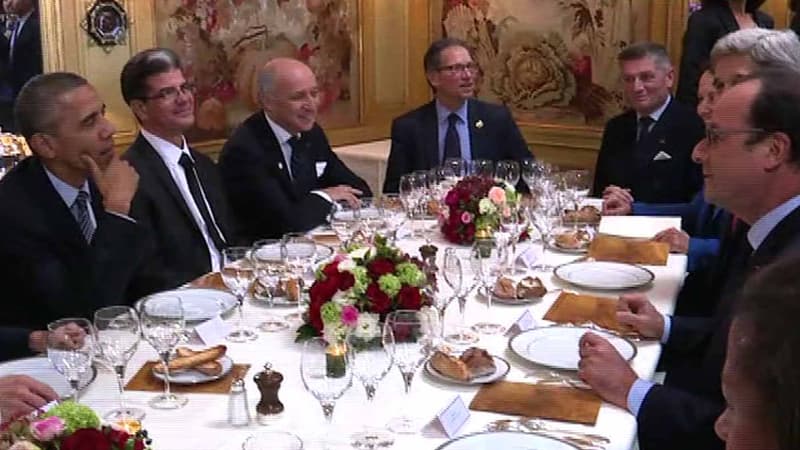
[368,258,396,278]
[397,286,422,310]
[339,271,355,290]
[61,428,111,450]
[366,282,392,314]
[308,297,325,332]
[310,276,338,304]
[322,261,341,278]
[107,428,130,448]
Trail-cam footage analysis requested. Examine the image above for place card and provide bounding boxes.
[505,309,536,336]
[424,395,470,438]
[194,315,232,345]
[517,245,538,269]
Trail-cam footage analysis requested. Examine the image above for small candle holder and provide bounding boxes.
[325,341,347,378]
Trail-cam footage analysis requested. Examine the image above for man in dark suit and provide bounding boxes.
[121,48,239,298]
[383,37,531,194]
[0,0,42,132]
[218,57,371,241]
[592,42,705,204]
[0,72,148,330]
[577,68,800,450]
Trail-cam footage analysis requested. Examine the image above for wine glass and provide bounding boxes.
[222,246,258,342]
[330,202,360,246]
[561,169,592,211]
[251,239,291,332]
[470,241,506,335]
[501,204,529,275]
[529,197,562,272]
[47,318,94,403]
[359,197,386,236]
[347,329,395,448]
[139,295,187,409]
[300,337,353,447]
[495,160,521,187]
[379,194,407,243]
[383,310,433,434]
[93,306,145,420]
[443,157,466,182]
[282,233,317,321]
[442,249,479,345]
[470,159,495,179]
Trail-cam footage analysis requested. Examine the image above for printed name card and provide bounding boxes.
[194,315,232,345]
[505,309,536,336]
[517,246,539,270]
[435,395,470,438]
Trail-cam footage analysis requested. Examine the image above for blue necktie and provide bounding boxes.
[70,190,95,243]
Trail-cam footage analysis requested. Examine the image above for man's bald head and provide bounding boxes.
[257,58,319,135]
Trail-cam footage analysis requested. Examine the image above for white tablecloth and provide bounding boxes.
[13,222,687,450]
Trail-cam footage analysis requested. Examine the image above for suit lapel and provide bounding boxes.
[25,158,87,249]
[636,101,674,168]
[189,148,230,242]
[420,102,440,169]
[467,99,488,161]
[246,113,297,196]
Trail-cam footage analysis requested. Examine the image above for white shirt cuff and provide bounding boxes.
[661,314,672,344]
[627,378,656,417]
[105,210,136,223]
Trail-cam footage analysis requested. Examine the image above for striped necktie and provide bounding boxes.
[71,190,95,243]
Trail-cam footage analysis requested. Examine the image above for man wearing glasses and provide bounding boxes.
[382,37,531,194]
[121,48,239,299]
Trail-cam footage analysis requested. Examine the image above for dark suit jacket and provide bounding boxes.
[124,134,239,299]
[0,12,43,99]
[636,205,800,450]
[0,326,32,362]
[676,4,773,106]
[383,99,532,193]
[0,157,150,330]
[218,112,371,241]
[592,100,705,204]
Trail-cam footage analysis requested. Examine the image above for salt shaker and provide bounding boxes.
[227,377,251,427]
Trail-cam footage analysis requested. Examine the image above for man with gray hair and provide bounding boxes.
[219,57,370,240]
[121,48,239,298]
[592,42,705,204]
[710,28,800,93]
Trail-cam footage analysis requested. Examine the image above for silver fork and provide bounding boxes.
[520,417,611,443]
[486,419,605,450]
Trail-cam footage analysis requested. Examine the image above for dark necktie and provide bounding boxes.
[637,116,654,143]
[70,190,95,243]
[8,21,18,63]
[289,136,312,191]
[178,153,227,251]
[443,113,461,162]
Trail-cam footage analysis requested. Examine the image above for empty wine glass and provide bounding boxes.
[222,246,258,342]
[561,169,592,211]
[47,318,94,403]
[442,249,479,345]
[140,295,187,409]
[501,204,529,275]
[251,239,291,332]
[300,337,353,447]
[347,328,395,448]
[282,233,317,322]
[379,194,407,243]
[470,159,495,178]
[443,158,466,182]
[330,202,360,245]
[495,160,521,187]
[383,310,433,434]
[470,241,506,335]
[530,198,562,272]
[93,306,145,420]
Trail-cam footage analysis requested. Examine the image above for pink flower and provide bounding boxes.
[502,206,512,218]
[30,416,64,441]
[460,211,473,224]
[488,186,506,205]
[341,305,359,327]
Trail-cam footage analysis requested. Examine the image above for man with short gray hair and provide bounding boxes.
[711,28,800,93]
[219,57,370,240]
[592,42,705,204]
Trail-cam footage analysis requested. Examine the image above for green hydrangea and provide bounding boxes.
[320,302,342,324]
[378,274,401,297]
[351,266,369,295]
[395,262,425,287]
[43,400,100,434]
[478,198,496,214]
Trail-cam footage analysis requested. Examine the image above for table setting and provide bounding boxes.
[0,161,688,450]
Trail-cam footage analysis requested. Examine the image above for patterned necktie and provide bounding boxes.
[70,190,95,243]
[443,113,461,163]
[289,136,312,191]
[178,153,227,250]
[637,116,654,143]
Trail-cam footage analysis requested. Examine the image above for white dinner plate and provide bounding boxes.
[436,431,579,450]
[138,288,238,324]
[151,355,233,385]
[252,243,333,263]
[554,260,654,290]
[425,355,510,385]
[509,326,637,371]
[0,356,97,398]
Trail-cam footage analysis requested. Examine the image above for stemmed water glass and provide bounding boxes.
[379,194,407,243]
[222,246,258,342]
[47,318,94,403]
[470,241,506,335]
[495,160,521,187]
[383,310,433,434]
[251,239,291,332]
[93,306,145,420]
[443,157,466,182]
[347,329,395,448]
[330,202,360,245]
[282,233,317,322]
[470,159,495,178]
[561,169,592,211]
[442,249,479,345]
[300,337,353,446]
[529,196,562,272]
[139,296,187,409]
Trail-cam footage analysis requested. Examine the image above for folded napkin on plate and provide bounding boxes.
[469,381,602,425]
[125,361,250,394]
[544,292,634,334]
[587,234,669,265]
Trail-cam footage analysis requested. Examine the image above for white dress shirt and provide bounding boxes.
[141,129,223,271]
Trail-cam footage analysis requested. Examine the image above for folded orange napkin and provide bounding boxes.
[125,361,250,394]
[588,234,669,265]
[544,292,634,334]
[469,381,602,425]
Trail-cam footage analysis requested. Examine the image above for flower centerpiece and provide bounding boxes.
[0,401,152,450]
[296,236,432,343]
[440,176,519,245]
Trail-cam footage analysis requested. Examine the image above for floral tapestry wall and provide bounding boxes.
[155,0,359,143]
[441,0,648,127]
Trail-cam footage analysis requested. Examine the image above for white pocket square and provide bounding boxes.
[315,162,328,177]
[653,151,672,161]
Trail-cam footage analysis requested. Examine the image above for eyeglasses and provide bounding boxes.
[705,126,767,146]
[141,82,196,102]
[437,62,479,75]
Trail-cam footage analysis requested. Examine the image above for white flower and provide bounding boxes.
[331,289,355,306]
[10,442,42,450]
[323,323,347,344]
[349,247,370,260]
[338,258,356,272]
[478,198,496,215]
[353,313,380,340]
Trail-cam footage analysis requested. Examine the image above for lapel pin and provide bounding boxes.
[278,162,283,170]
[475,120,484,129]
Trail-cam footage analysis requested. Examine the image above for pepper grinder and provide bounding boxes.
[253,362,284,425]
